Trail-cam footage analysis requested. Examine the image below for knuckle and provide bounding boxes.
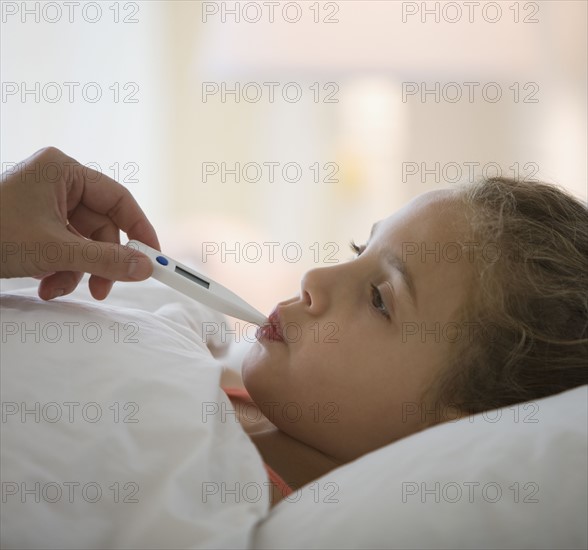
[38,146,63,161]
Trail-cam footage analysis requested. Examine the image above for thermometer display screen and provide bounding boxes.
[175,266,210,289]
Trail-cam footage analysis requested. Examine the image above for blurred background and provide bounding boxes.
[1,0,586,314]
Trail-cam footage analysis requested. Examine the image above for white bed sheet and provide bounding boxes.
[1,277,268,549]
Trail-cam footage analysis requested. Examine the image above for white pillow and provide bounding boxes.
[1,279,269,549]
[253,385,588,550]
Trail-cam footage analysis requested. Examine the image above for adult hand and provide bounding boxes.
[1,147,161,300]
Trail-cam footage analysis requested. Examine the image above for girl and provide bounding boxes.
[224,177,588,505]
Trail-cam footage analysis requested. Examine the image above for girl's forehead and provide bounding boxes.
[374,189,464,238]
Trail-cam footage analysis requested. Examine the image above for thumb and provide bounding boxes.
[67,237,154,281]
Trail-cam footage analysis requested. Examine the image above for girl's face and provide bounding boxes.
[242,190,474,461]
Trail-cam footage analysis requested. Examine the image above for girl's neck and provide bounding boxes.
[249,424,343,491]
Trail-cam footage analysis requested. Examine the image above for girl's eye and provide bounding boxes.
[350,240,391,320]
[371,284,391,320]
[349,240,366,257]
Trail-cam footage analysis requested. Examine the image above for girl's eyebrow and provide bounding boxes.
[383,250,417,309]
[369,222,418,309]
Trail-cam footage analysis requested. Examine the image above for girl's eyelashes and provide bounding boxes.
[371,284,391,320]
[349,240,366,257]
[350,239,392,321]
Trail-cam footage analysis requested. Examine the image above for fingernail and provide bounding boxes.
[51,289,65,299]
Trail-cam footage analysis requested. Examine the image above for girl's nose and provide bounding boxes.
[299,265,339,316]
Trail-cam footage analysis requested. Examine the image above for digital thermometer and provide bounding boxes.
[126,240,268,326]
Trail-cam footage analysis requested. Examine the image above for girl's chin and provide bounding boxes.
[240,345,264,385]
[241,344,286,393]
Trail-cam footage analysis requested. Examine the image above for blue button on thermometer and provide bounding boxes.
[156,256,169,266]
[126,240,267,326]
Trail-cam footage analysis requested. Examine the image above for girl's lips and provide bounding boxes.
[256,308,285,343]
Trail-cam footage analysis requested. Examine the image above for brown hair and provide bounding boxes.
[429,176,588,415]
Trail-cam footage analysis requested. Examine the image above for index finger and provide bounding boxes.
[55,148,161,252]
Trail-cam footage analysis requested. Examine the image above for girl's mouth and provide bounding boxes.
[256,308,285,343]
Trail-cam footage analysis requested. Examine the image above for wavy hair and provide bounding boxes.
[427,176,588,415]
